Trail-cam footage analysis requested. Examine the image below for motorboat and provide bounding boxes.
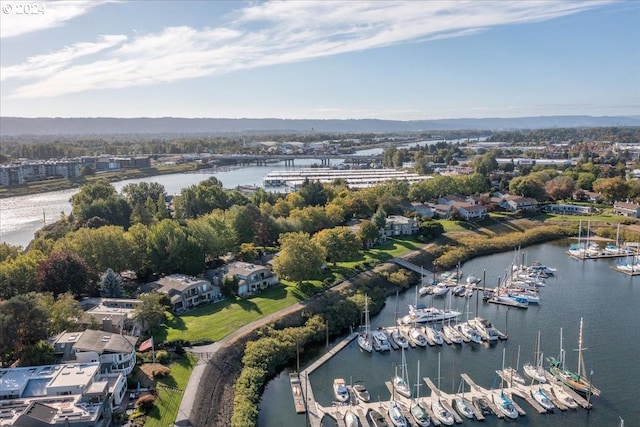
[455,322,482,344]
[402,304,461,324]
[431,282,449,296]
[410,401,431,426]
[431,399,454,425]
[367,408,389,427]
[408,326,428,347]
[492,390,519,419]
[424,325,443,345]
[531,386,555,411]
[333,378,349,403]
[471,396,493,415]
[492,293,529,308]
[352,382,370,402]
[358,295,373,353]
[372,329,391,351]
[344,409,361,427]
[387,401,408,427]
[468,317,500,341]
[453,395,475,419]
[390,328,409,349]
[418,283,434,296]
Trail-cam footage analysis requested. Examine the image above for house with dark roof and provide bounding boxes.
[148,274,221,312]
[383,215,418,236]
[223,262,279,296]
[50,329,137,376]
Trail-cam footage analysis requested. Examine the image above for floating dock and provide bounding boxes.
[289,372,306,414]
[609,265,640,276]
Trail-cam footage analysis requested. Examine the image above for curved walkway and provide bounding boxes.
[174,298,315,426]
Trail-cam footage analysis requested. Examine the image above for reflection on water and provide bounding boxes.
[259,242,639,426]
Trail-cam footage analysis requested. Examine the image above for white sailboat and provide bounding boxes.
[391,290,409,349]
[410,360,431,426]
[453,379,475,419]
[393,347,411,399]
[431,353,454,425]
[523,330,547,383]
[357,295,373,353]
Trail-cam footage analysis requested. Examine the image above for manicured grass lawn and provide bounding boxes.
[162,284,303,342]
[143,355,195,427]
[439,220,468,232]
[161,236,425,343]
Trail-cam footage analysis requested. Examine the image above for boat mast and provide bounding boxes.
[576,317,587,378]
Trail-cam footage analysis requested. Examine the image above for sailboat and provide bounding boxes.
[453,378,475,419]
[523,330,547,383]
[387,400,408,427]
[530,385,555,411]
[497,346,526,385]
[393,347,411,399]
[410,360,431,426]
[391,291,409,349]
[431,353,454,426]
[358,295,373,353]
[344,409,361,427]
[548,318,600,396]
[492,347,520,419]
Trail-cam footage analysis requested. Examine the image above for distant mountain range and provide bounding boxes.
[1,115,638,136]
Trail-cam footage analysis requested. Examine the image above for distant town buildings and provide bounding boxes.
[0,155,151,186]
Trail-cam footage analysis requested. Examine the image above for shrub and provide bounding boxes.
[154,350,170,364]
[135,394,157,413]
[151,365,171,379]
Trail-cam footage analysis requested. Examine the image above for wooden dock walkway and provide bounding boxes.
[298,332,598,427]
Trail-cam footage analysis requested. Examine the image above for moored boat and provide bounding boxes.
[410,401,431,426]
[333,378,349,403]
[344,409,361,427]
[373,329,391,351]
[492,390,519,419]
[424,325,443,345]
[468,317,500,341]
[352,382,370,402]
[367,408,389,427]
[472,396,493,415]
[431,399,454,425]
[390,328,409,349]
[531,386,555,411]
[453,395,475,419]
[550,383,579,409]
[408,326,428,347]
[358,295,373,353]
[387,401,408,427]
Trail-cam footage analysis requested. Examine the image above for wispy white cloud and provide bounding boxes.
[2,0,613,99]
[0,0,114,38]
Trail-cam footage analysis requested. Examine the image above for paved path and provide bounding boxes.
[174,301,308,426]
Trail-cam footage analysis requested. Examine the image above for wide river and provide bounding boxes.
[259,241,638,426]
[1,138,461,247]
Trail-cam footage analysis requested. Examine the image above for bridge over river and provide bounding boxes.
[208,153,382,167]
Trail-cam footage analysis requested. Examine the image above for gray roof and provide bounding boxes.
[72,329,136,354]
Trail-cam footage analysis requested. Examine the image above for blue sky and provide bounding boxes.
[1,0,639,120]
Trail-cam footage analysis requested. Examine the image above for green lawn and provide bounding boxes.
[143,354,195,427]
[161,236,424,343]
[439,220,469,232]
[162,284,303,342]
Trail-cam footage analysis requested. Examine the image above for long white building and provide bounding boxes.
[263,168,430,189]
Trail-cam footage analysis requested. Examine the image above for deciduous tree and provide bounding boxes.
[272,232,325,284]
[37,252,96,298]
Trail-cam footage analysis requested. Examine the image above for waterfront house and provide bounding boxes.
[500,195,538,212]
[456,203,488,221]
[543,203,594,215]
[49,329,137,376]
[0,362,126,426]
[79,297,142,336]
[383,215,418,236]
[223,261,279,296]
[404,202,434,218]
[613,201,640,218]
[148,274,220,312]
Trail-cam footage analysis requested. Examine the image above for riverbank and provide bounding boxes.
[182,219,575,427]
[0,163,200,198]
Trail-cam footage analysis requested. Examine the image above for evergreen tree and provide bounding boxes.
[99,268,124,298]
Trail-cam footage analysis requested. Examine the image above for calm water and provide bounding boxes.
[0,158,326,247]
[259,241,638,426]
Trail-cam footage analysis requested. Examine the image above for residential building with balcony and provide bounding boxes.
[0,362,125,427]
[148,274,221,312]
[223,262,279,296]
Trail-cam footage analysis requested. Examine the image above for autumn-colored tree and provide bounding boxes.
[37,251,96,298]
[593,177,631,203]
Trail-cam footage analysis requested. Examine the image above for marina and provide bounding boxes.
[262,168,430,189]
[260,241,638,426]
